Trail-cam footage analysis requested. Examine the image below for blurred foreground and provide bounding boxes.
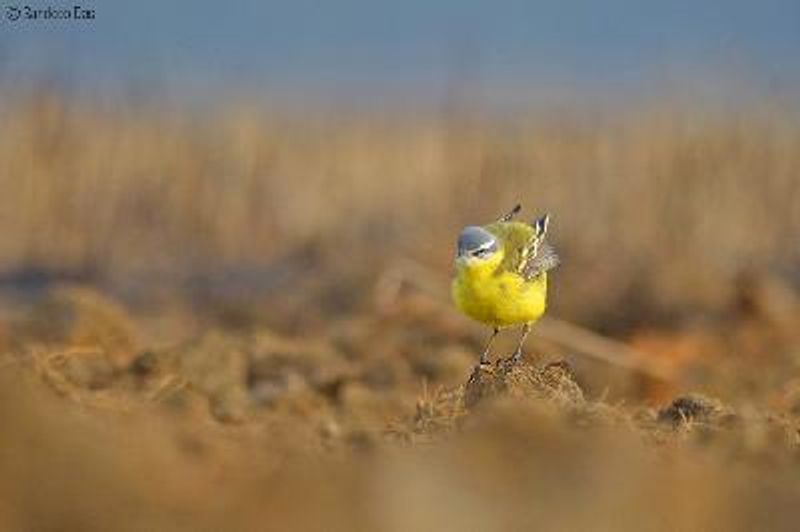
[1,94,799,530]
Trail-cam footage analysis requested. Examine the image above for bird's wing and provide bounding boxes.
[521,241,560,280]
[494,213,559,280]
[491,221,533,275]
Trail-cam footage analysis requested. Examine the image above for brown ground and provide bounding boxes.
[1,278,799,532]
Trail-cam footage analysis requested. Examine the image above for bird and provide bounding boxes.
[451,204,559,365]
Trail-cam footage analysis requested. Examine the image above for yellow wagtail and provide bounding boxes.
[452,204,559,364]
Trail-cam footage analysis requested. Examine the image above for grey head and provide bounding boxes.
[456,226,498,260]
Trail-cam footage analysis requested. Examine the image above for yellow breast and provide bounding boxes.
[451,260,548,328]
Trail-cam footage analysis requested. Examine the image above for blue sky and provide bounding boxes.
[1,0,799,104]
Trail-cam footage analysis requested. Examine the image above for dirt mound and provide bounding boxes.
[657,394,737,428]
[19,285,138,367]
[464,358,585,410]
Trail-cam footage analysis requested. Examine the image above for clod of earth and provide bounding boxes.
[464,358,585,410]
[657,394,737,428]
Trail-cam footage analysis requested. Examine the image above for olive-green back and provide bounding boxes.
[484,221,536,275]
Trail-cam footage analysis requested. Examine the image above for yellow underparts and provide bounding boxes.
[452,257,548,329]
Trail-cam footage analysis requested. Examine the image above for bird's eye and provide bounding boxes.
[473,248,491,258]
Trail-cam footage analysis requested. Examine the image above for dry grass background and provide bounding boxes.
[2,93,798,321]
[1,91,800,530]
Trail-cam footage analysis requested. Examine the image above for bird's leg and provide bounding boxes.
[511,324,531,364]
[480,328,499,365]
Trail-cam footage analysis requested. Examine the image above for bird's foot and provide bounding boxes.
[510,349,524,364]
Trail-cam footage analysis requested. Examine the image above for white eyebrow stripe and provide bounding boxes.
[473,240,497,252]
